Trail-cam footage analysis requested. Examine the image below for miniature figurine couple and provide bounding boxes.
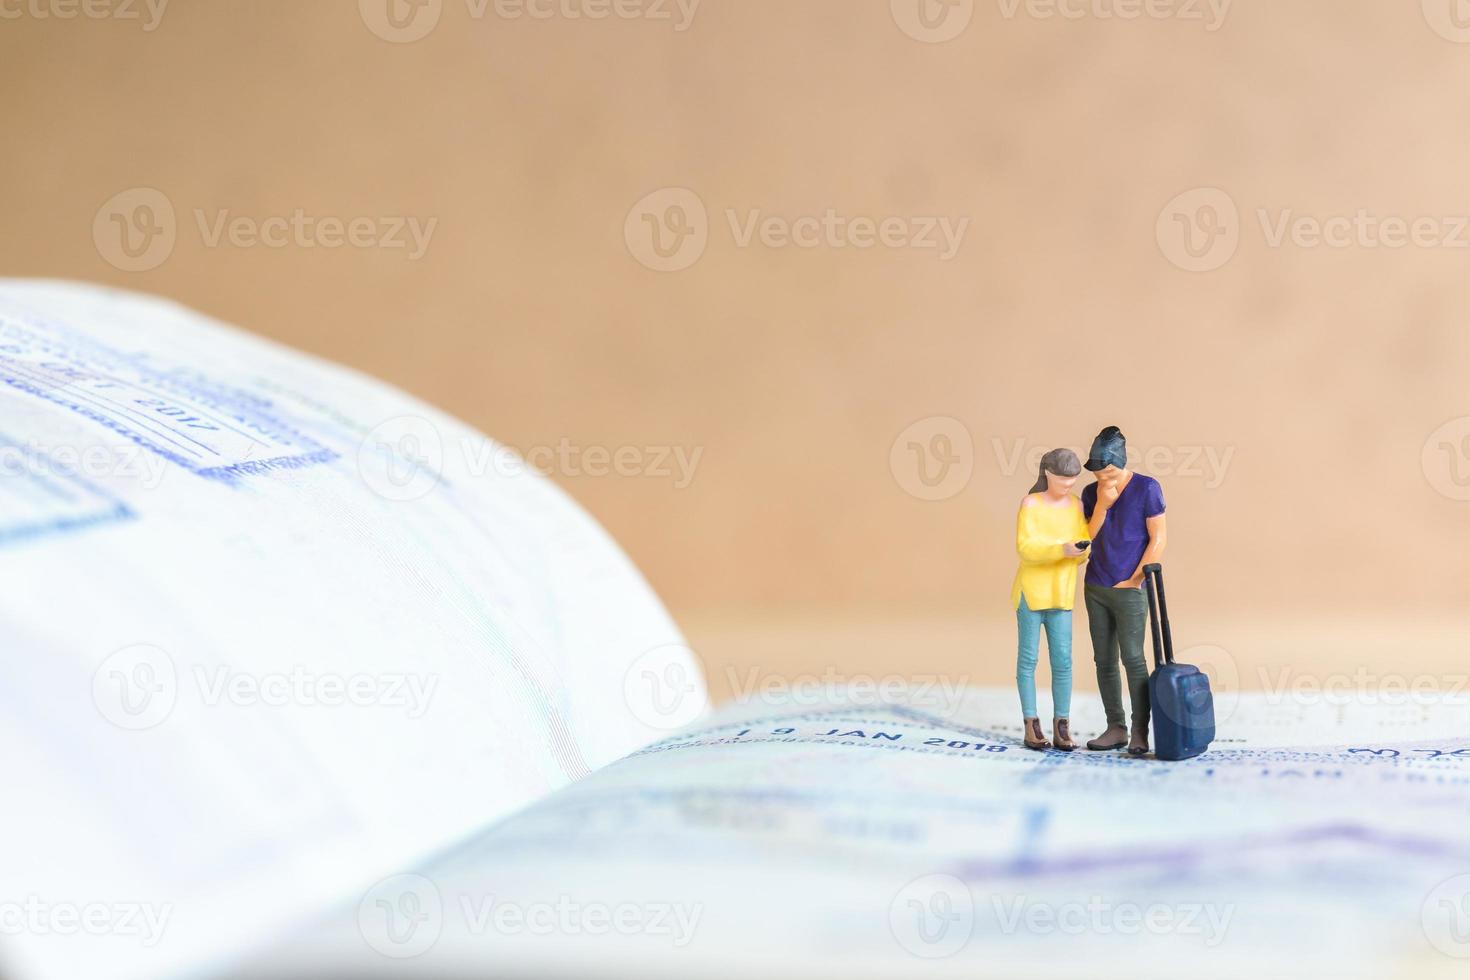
[1011,426,1167,755]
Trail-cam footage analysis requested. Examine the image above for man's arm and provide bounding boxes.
[1086,481,1120,538]
[1116,513,1167,588]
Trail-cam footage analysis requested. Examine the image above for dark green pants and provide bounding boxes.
[1085,583,1150,729]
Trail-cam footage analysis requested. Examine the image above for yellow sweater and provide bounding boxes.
[1011,493,1088,611]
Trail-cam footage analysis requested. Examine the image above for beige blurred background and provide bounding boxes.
[3,0,1469,707]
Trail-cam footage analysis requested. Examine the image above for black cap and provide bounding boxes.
[1084,426,1127,472]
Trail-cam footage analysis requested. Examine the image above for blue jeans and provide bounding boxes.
[1016,596,1072,719]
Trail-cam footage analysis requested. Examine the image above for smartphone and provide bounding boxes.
[1075,541,1091,551]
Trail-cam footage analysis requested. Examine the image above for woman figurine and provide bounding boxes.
[1011,448,1089,751]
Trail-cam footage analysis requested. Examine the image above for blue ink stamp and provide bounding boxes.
[0,437,134,547]
[0,307,337,481]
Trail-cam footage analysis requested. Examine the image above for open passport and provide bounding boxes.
[3,280,1469,980]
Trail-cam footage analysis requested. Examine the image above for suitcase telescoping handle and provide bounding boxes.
[1142,562,1174,669]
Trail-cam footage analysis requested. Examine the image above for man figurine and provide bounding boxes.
[1080,426,1167,756]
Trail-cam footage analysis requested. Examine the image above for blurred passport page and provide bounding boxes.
[4,282,1470,980]
[0,280,694,980]
[247,690,1470,980]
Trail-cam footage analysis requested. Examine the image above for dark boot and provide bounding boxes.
[1127,721,1150,756]
[1086,724,1127,750]
[1052,718,1075,752]
[1023,718,1050,751]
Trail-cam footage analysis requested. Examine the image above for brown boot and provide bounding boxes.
[1086,724,1127,750]
[1052,718,1075,752]
[1127,721,1150,757]
[1022,718,1050,751]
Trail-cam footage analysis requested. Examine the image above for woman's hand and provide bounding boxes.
[1062,542,1086,558]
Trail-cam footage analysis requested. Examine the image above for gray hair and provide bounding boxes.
[1028,447,1082,494]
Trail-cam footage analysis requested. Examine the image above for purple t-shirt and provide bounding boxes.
[1081,474,1165,587]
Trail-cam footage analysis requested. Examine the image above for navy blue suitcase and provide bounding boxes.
[1143,563,1215,761]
